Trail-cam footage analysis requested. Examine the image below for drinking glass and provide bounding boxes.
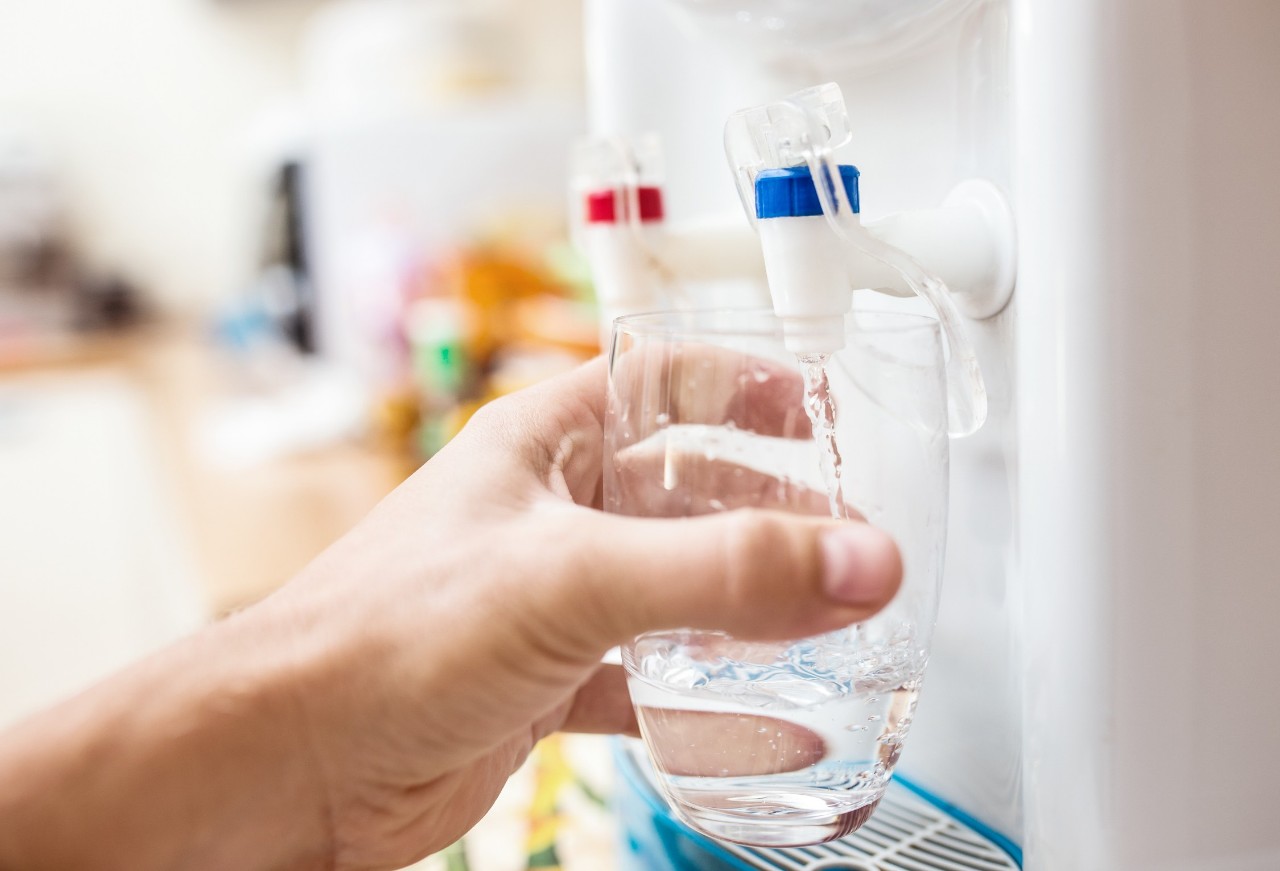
[606,307,949,848]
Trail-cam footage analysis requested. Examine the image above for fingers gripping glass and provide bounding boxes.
[605,308,949,848]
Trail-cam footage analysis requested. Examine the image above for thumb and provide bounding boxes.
[541,508,903,656]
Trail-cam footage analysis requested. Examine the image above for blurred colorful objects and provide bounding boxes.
[426,734,617,871]
[375,228,598,457]
[525,735,578,869]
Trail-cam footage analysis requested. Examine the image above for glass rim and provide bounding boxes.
[611,307,942,340]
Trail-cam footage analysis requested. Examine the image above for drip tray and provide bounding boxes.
[719,783,1019,871]
[615,740,1021,871]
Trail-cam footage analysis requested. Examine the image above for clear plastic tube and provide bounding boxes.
[724,84,987,437]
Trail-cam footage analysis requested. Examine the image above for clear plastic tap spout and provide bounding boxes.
[724,82,988,437]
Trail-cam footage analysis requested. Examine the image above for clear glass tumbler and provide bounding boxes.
[606,308,950,848]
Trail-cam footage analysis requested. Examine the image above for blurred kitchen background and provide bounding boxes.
[0,1,613,867]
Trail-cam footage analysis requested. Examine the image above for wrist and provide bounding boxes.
[0,606,332,871]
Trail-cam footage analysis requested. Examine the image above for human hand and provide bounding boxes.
[272,355,902,868]
[0,356,901,871]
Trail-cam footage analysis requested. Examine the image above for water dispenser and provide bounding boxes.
[580,0,1280,869]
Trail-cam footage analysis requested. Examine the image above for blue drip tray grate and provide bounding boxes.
[718,782,1019,871]
[615,739,1020,871]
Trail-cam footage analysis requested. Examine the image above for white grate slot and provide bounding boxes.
[719,782,1020,871]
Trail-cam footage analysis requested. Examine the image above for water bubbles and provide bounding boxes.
[800,357,847,520]
[846,724,869,733]
[708,498,727,511]
[634,630,923,711]
[655,412,670,426]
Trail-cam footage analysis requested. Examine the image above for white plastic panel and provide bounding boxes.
[1015,1,1280,868]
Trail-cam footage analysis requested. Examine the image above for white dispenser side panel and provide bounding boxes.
[1016,1,1280,868]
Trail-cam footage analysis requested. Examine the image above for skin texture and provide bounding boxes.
[0,356,902,871]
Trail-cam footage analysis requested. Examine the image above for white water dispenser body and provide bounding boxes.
[586,1,1280,868]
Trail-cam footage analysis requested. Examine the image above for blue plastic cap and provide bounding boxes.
[755,164,860,220]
